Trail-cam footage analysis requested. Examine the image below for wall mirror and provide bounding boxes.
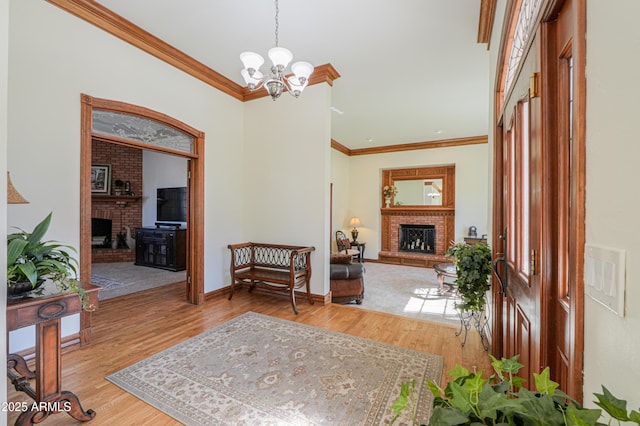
[381,164,455,209]
[394,178,443,206]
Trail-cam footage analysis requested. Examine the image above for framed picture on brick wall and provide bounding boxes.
[91,164,111,194]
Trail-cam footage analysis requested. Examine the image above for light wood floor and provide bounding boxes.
[7,281,493,425]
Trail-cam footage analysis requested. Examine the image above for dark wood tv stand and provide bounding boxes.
[134,226,186,271]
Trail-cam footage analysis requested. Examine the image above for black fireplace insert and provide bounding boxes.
[399,224,435,254]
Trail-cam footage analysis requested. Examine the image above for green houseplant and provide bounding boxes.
[7,212,89,306]
[391,355,640,426]
[446,242,492,312]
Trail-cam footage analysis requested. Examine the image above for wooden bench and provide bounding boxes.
[227,242,315,314]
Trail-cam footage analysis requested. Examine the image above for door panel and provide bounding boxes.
[500,34,542,387]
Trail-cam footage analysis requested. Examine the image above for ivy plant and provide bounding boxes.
[448,242,492,312]
[390,354,640,426]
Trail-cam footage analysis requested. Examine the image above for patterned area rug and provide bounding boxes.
[91,262,186,300]
[107,312,443,425]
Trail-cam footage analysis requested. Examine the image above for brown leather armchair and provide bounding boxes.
[330,253,365,304]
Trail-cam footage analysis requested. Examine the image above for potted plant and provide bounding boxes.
[383,185,398,207]
[391,355,640,425]
[7,212,89,307]
[446,242,492,312]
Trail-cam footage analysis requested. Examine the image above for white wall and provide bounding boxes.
[343,144,490,257]
[582,0,640,409]
[7,0,244,351]
[331,149,351,251]
[242,85,332,296]
[142,151,188,227]
[1,0,9,418]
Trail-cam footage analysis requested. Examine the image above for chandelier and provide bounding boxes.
[239,0,314,101]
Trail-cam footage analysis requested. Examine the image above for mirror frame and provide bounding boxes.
[381,164,455,209]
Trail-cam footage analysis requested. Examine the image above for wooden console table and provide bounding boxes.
[6,283,100,425]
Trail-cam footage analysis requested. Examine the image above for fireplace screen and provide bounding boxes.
[399,224,435,254]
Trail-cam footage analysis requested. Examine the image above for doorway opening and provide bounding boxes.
[79,94,205,344]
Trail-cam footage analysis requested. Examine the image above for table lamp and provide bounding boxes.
[7,171,29,204]
[349,217,361,242]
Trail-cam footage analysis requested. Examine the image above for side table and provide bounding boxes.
[6,283,100,425]
[433,261,457,291]
[350,241,366,262]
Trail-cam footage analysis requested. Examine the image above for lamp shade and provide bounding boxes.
[291,61,314,81]
[240,51,265,72]
[7,171,29,204]
[268,47,293,68]
[349,217,361,228]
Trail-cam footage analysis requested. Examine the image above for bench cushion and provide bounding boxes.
[235,267,293,284]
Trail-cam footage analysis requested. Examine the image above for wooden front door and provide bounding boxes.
[492,0,585,401]
[496,32,543,387]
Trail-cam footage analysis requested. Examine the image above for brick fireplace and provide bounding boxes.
[379,207,454,267]
[378,164,455,267]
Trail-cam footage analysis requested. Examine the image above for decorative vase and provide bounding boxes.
[385,196,391,208]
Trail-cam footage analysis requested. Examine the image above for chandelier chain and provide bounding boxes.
[274,0,279,47]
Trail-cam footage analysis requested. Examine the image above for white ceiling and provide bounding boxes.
[97,0,490,150]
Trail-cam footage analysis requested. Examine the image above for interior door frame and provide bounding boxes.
[78,94,205,343]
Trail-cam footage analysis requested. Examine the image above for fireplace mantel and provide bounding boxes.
[380,207,454,216]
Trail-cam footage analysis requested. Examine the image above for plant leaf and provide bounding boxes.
[428,406,470,426]
[448,364,470,380]
[26,212,52,246]
[448,382,474,413]
[628,410,640,424]
[7,238,29,265]
[517,389,565,425]
[533,367,559,395]
[593,386,630,421]
[565,403,603,426]
[427,380,443,399]
[500,355,524,375]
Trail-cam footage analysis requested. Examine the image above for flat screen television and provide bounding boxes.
[157,187,187,222]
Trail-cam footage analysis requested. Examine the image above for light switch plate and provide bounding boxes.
[584,244,625,317]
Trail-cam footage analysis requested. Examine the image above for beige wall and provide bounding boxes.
[582,0,640,409]
[331,149,352,250]
[338,144,490,258]
[242,85,332,296]
[6,0,334,352]
[1,0,9,419]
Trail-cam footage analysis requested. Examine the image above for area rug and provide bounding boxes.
[106,312,443,425]
[349,262,461,327]
[91,262,186,300]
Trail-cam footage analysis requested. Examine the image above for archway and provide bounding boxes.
[78,94,205,343]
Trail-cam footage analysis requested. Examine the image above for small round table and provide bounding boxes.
[433,262,457,291]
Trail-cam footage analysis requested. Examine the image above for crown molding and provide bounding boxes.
[332,135,488,156]
[46,0,339,102]
[478,0,497,46]
[330,139,351,156]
